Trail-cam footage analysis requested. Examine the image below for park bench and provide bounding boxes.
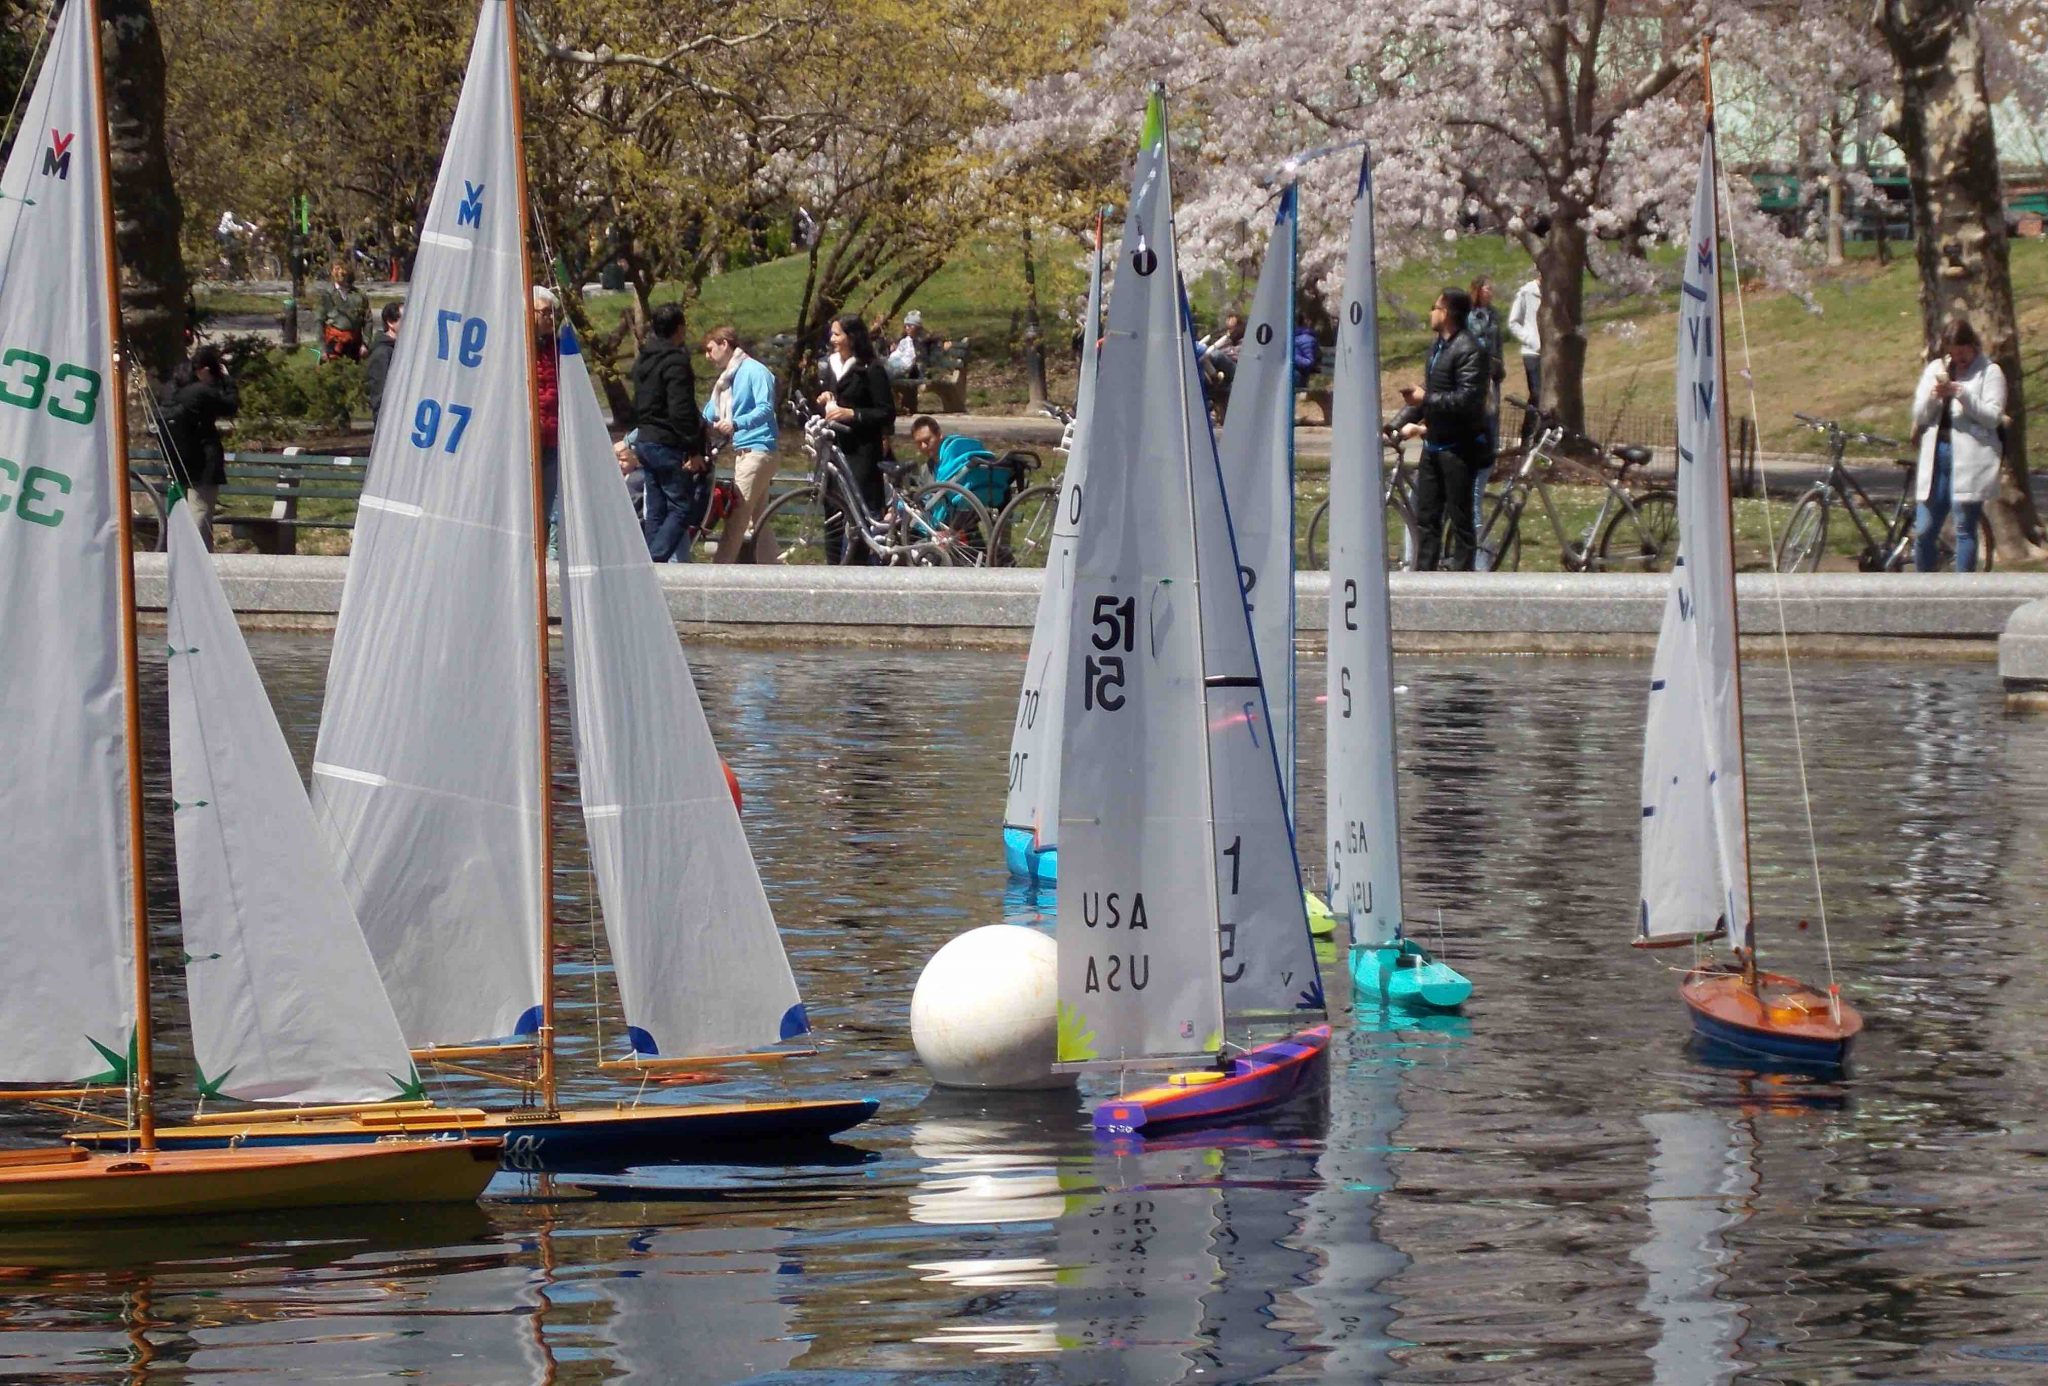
[892,338,971,415]
[129,446,367,555]
[1297,365,1333,426]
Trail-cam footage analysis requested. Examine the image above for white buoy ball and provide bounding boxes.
[911,925,1073,1091]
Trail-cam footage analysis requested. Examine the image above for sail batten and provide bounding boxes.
[311,0,545,1046]
[0,0,137,1082]
[1639,127,1752,951]
[1326,155,1405,948]
[556,328,808,1058]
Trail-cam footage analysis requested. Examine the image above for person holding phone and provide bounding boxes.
[1909,319,2005,573]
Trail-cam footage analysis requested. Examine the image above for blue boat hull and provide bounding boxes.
[1680,967,1861,1071]
[1348,942,1471,1011]
[1003,826,1058,883]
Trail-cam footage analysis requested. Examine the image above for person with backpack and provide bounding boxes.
[701,325,781,563]
[159,343,239,551]
[629,302,710,562]
[1291,318,1323,391]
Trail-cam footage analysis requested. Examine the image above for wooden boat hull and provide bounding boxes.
[0,1139,501,1225]
[1680,967,1862,1068]
[1304,890,1336,938]
[1348,941,1472,1011]
[1002,826,1057,883]
[1092,1025,1331,1136]
[73,1099,878,1172]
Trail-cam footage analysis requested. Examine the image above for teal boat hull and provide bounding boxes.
[1348,941,1471,1012]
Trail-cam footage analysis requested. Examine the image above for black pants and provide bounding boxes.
[1519,355,1541,450]
[1414,443,1482,572]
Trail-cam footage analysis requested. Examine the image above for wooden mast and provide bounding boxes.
[503,0,557,1113]
[1701,37,1759,988]
[88,0,154,1151]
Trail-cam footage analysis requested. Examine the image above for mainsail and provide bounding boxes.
[1325,155,1405,948]
[164,493,419,1103]
[311,0,545,1044]
[1639,127,1750,950]
[1055,95,1223,1066]
[1214,186,1300,816]
[0,0,137,1082]
[1002,226,1103,859]
[555,327,808,1057]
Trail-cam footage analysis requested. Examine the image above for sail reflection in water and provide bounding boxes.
[1635,1109,1756,1386]
[597,1223,803,1382]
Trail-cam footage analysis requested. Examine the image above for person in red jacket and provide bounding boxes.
[534,286,562,549]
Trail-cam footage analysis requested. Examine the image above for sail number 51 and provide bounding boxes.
[1083,594,1134,712]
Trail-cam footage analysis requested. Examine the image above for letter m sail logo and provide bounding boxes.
[457,180,484,229]
[41,130,73,180]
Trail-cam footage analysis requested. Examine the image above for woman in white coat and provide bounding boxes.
[1909,319,2005,572]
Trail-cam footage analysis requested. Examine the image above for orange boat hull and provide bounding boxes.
[1680,967,1862,1068]
[0,1139,502,1224]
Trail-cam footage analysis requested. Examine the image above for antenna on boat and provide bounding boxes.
[89,0,154,1151]
[503,0,558,1114]
[1707,39,1840,1017]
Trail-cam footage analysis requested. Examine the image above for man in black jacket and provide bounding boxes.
[363,301,402,424]
[629,302,710,561]
[161,344,239,552]
[1400,287,1490,571]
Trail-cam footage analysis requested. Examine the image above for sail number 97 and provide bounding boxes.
[411,399,474,453]
[0,349,100,426]
[1083,594,1135,713]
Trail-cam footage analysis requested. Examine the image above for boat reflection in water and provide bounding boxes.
[593,1222,805,1383]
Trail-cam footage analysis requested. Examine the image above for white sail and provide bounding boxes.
[1215,186,1299,817]
[1639,128,1750,950]
[311,0,545,1044]
[164,493,419,1104]
[1325,155,1405,948]
[556,328,807,1056]
[1055,94,1225,1066]
[0,0,136,1082]
[1002,229,1103,859]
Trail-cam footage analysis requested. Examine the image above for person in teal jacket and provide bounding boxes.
[702,325,782,562]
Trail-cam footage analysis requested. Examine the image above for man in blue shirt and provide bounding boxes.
[702,325,782,563]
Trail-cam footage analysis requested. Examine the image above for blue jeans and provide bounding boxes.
[639,439,708,562]
[1914,441,1983,573]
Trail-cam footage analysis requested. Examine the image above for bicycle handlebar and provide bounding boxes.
[1793,411,1901,450]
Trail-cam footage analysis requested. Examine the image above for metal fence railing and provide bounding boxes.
[1500,399,1760,495]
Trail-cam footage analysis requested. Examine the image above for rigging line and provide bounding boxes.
[1715,160,1838,1008]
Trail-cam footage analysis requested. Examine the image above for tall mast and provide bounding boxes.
[87,0,153,1150]
[504,1,556,1112]
[1701,38,1759,978]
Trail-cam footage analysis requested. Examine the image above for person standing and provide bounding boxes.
[1399,288,1490,571]
[702,326,781,563]
[1507,276,1542,450]
[532,287,561,545]
[1910,318,2005,573]
[317,263,370,361]
[630,302,710,562]
[160,344,239,551]
[363,301,402,424]
[1465,276,1507,563]
[816,313,895,563]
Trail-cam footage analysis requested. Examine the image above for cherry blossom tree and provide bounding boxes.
[990,0,1861,432]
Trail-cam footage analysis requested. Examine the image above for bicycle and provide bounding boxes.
[745,403,995,566]
[1474,399,1676,572]
[1303,435,1422,571]
[990,403,1072,569]
[1773,412,1994,573]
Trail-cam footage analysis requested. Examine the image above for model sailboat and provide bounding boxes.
[1635,58,1860,1066]
[98,0,873,1161]
[0,0,499,1219]
[1054,91,1328,1137]
[1001,220,1104,884]
[1322,154,1471,1012]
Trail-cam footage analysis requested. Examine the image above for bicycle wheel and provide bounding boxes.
[1386,496,1418,571]
[1475,492,1522,572]
[749,483,843,565]
[903,482,996,567]
[1305,499,1330,570]
[1774,489,1829,573]
[993,483,1060,568]
[1597,490,1679,572]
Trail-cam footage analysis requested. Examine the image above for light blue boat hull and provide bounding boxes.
[1348,942,1471,1012]
[1003,826,1058,883]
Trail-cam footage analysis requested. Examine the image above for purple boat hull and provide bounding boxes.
[1092,1025,1331,1136]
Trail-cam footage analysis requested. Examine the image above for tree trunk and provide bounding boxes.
[1876,0,2038,552]
[99,0,188,386]
[1534,213,1589,434]
[1824,111,1846,267]
[1020,225,1047,411]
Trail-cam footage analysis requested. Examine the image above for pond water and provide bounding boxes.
[3,639,2046,1383]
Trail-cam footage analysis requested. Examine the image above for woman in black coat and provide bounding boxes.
[160,343,239,550]
[815,313,895,516]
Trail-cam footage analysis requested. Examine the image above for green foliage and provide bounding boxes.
[221,335,362,439]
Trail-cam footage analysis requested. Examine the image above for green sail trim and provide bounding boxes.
[388,1065,427,1103]
[1056,1001,1099,1063]
[193,1060,237,1100]
[82,1029,137,1086]
[1140,88,1165,151]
